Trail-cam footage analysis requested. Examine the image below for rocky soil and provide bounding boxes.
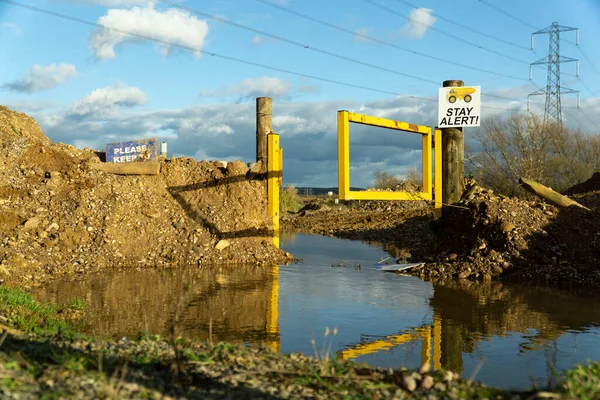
[283,179,600,292]
[0,324,574,400]
[0,105,292,288]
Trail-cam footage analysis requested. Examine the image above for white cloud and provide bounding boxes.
[70,0,154,6]
[0,22,21,35]
[199,76,318,101]
[399,8,436,40]
[89,6,209,59]
[354,28,373,43]
[68,81,148,116]
[2,63,78,94]
[251,35,277,46]
[13,80,597,188]
[200,77,292,100]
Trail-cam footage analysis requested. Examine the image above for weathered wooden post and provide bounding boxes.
[256,97,272,168]
[441,80,465,207]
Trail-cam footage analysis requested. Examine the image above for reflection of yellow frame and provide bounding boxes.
[337,111,442,217]
[337,316,442,371]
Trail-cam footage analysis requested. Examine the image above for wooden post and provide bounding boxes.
[442,80,464,207]
[256,97,272,167]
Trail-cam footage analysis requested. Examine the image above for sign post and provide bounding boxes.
[437,81,481,208]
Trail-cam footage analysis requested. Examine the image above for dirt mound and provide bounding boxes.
[284,177,600,291]
[563,171,600,195]
[415,187,556,282]
[0,105,291,287]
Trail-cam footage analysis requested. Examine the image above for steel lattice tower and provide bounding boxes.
[528,22,580,126]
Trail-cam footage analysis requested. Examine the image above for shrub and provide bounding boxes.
[280,185,303,214]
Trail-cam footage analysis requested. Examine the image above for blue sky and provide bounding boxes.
[1,0,600,187]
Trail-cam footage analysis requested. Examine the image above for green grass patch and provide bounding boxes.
[562,361,600,400]
[0,287,85,335]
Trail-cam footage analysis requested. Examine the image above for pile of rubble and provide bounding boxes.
[0,105,291,287]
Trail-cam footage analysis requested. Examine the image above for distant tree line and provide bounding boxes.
[468,113,600,196]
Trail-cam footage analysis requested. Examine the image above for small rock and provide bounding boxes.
[458,270,471,279]
[492,265,504,275]
[421,375,434,390]
[448,253,458,261]
[502,222,516,232]
[510,211,517,217]
[215,239,231,251]
[23,217,40,230]
[401,375,417,392]
[545,210,554,216]
[46,222,59,232]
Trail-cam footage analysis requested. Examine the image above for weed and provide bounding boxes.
[280,185,303,214]
[562,361,600,399]
[311,326,339,376]
[0,287,77,335]
[136,331,161,342]
[62,298,86,311]
[3,377,17,390]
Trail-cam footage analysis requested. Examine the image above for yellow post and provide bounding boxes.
[433,314,442,370]
[265,265,280,353]
[419,326,432,371]
[337,110,350,200]
[422,131,432,196]
[434,128,443,218]
[267,133,281,247]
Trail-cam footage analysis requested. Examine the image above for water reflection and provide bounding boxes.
[33,233,600,390]
[34,265,280,351]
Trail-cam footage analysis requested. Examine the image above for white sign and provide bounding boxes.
[438,86,481,128]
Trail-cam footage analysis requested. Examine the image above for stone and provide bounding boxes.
[421,375,434,390]
[448,253,458,261]
[23,217,40,230]
[215,239,231,251]
[46,222,59,232]
[401,375,417,392]
[458,270,471,279]
[502,222,516,232]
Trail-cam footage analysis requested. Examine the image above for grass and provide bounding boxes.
[562,361,600,399]
[0,287,85,335]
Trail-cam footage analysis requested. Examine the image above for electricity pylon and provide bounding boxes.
[528,22,580,126]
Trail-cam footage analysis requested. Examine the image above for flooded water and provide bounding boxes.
[34,233,600,390]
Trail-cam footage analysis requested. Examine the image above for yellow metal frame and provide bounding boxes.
[337,111,442,217]
[336,311,443,370]
[267,134,282,247]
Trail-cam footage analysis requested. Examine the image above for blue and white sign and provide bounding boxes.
[105,138,158,163]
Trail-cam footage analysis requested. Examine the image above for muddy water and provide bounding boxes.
[34,233,600,390]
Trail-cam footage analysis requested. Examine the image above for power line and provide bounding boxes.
[152,0,439,85]
[255,0,528,82]
[576,47,600,84]
[477,0,537,30]
[152,0,546,107]
[391,0,530,51]
[362,0,530,65]
[0,0,531,114]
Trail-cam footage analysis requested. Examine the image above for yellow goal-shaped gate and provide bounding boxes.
[337,111,442,217]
